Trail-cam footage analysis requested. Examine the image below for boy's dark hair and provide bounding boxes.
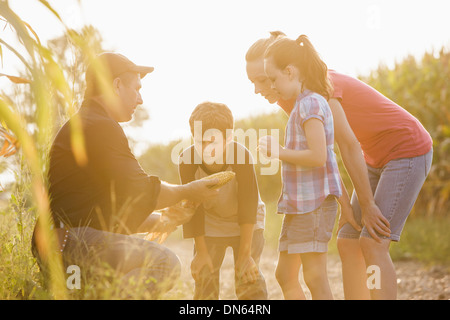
[189,102,234,137]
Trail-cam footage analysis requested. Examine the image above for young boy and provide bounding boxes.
[179,101,267,300]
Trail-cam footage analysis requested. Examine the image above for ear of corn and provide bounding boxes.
[200,171,236,189]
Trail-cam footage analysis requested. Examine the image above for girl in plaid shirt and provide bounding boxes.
[259,35,342,299]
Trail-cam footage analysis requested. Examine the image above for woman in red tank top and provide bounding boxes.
[246,32,432,300]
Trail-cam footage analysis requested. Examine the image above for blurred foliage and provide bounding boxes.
[139,139,189,185]
[389,217,450,265]
[359,47,450,216]
[0,0,75,298]
[0,1,110,299]
[46,25,105,128]
[1,24,107,201]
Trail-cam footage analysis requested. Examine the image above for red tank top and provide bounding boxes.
[278,70,432,168]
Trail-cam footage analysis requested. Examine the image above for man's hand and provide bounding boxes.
[361,202,391,242]
[184,178,220,203]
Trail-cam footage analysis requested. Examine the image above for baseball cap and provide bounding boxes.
[86,52,154,82]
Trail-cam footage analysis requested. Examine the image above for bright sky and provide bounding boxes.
[3,0,450,150]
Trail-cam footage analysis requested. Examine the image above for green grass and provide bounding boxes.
[390,216,450,266]
[0,208,50,299]
[1,200,449,299]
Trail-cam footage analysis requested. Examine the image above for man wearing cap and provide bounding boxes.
[32,53,218,299]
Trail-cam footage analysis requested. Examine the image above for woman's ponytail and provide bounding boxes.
[246,31,287,62]
[270,31,286,39]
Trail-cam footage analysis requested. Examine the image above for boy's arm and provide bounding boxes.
[191,235,213,280]
[236,223,259,283]
[179,148,205,238]
[232,144,260,282]
[233,144,259,227]
[237,224,254,259]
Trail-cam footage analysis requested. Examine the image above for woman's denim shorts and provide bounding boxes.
[338,148,433,242]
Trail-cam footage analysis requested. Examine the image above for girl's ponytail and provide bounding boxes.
[295,34,308,47]
[265,35,333,100]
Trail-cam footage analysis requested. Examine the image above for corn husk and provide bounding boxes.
[145,172,235,243]
[144,200,197,243]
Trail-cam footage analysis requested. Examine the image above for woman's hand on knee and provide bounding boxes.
[361,204,391,242]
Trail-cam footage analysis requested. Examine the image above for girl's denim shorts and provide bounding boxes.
[279,195,338,254]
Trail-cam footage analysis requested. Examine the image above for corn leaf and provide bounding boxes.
[0,72,31,84]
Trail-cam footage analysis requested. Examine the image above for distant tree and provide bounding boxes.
[138,139,188,185]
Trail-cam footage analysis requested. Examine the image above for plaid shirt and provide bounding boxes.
[278,89,342,214]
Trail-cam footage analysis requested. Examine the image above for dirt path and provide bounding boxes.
[163,239,449,300]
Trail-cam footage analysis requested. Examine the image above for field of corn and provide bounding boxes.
[0,2,449,300]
